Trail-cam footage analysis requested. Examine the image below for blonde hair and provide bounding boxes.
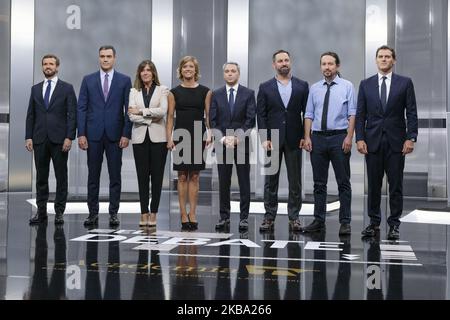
[176,56,201,81]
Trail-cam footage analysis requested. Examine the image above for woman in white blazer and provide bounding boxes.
[128,60,168,227]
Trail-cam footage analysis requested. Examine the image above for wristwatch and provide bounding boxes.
[409,137,417,143]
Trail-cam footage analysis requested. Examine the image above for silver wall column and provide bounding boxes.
[447,1,450,204]
[8,0,34,191]
[365,0,388,195]
[227,0,249,87]
[152,0,173,89]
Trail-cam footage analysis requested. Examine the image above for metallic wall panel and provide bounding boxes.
[394,0,447,198]
[249,0,366,197]
[0,0,9,192]
[9,0,34,191]
[152,0,173,190]
[365,0,388,195]
[227,0,248,86]
[0,0,9,114]
[34,0,152,195]
[172,0,227,90]
[152,0,173,89]
[0,124,7,191]
[366,0,388,76]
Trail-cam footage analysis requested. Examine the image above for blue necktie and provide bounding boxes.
[380,76,387,112]
[44,79,51,109]
[229,88,235,116]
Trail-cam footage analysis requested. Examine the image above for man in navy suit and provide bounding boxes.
[210,62,256,231]
[257,50,309,232]
[26,54,77,225]
[77,45,132,227]
[356,45,418,240]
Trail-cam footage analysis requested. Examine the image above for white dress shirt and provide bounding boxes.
[378,72,392,100]
[42,76,58,101]
[100,69,115,92]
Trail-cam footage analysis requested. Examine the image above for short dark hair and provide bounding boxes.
[376,45,396,60]
[320,51,340,66]
[41,54,60,66]
[272,49,290,62]
[99,45,116,56]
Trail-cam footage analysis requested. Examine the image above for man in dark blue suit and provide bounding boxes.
[356,45,418,240]
[210,62,256,231]
[26,54,77,225]
[77,45,132,227]
[257,50,309,232]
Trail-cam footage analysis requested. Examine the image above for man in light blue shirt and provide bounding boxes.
[302,52,356,235]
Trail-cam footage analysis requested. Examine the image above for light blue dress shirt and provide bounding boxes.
[276,77,292,108]
[304,76,356,131]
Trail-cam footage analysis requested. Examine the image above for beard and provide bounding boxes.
[44,69,56,78]
[277,66,290,76]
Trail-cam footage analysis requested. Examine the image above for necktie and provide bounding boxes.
[229,88,235,115]
[103,73,109,101]
[44,79,52,109]
[380,76,387,112]
[321,82,335,131]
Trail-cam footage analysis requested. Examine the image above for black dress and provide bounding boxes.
[171,84,209,171]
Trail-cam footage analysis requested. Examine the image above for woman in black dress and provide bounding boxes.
[166,56,212,230]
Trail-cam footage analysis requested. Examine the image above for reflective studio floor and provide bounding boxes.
[0,191,449,300]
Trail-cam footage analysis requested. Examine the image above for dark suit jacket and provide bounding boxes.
[210,84,256,153]
[355,73,418,153]
[77,70,132,142]
[256,76,309,149]
[25,79,77,144]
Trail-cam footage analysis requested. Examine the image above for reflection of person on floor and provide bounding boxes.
[308,231,328,300]
[84,241,121,300]
[171,245,205,299]
[364,236,383,300]
[132,248,165,300]
[364,237,404,300]
[262,232,280,300]
[284,232,302,300]
[332,235,351,300]
[27,224,67,300]
[233,232,250,300]
[214,245,232,300]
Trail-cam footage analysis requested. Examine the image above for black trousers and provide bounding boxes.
[217,147,250,221]
[366,133,405,227]
[263,143,302,221]
[33,138,68,214]
[132,132,167,214]
[310,133,351,224]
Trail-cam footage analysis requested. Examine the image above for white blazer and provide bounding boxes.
[128,85,168,144]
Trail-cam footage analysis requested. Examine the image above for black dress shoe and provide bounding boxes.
[339,223,351,235]
[301,219,325,233]
[239,219,249,231]
[29,213,48,225]
[259,219,274,232]
[361,223,380,237]
[387,225,400,240]
[84,214,98,226]
[215,218,230,230]
[109,214,120,227]
[54,213,64,225]
[288,219,302,232]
